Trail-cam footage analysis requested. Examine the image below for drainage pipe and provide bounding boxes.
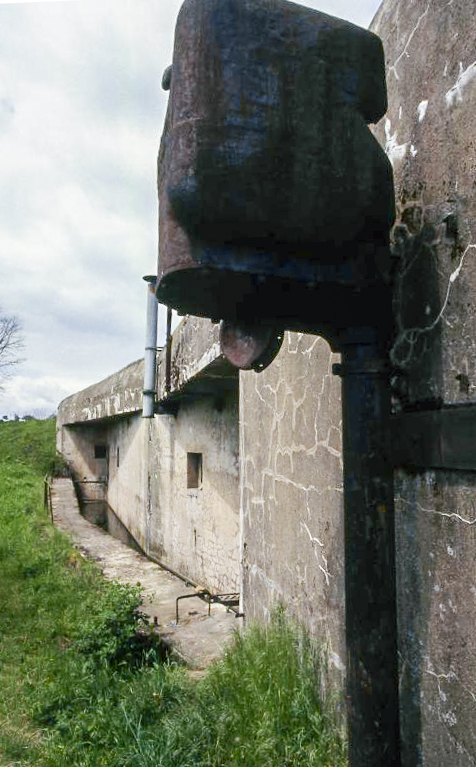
[142,275,158,418]
[146,551,196,589]
[333,326,401,767]
[165,306,173,394]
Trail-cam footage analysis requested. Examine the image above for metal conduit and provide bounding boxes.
[142,275,159,418]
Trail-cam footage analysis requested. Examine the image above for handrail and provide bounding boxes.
[176,590,240,623]
[43,474,53,522]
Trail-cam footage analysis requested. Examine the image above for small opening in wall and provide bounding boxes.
[187,452,202,489]
[117,447,120,468]
[94,444,107,459]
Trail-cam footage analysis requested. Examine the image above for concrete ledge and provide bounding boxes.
[157,316,237,402]
[58,359,144,425]
[57,317,236,427]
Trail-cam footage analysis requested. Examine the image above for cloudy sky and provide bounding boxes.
[0,0,382,418]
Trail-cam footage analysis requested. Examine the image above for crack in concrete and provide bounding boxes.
[389,0,433,81]
[424,658,476,763]
[391,242,476,367]
[301,520,325,548]
[397,496,476,525]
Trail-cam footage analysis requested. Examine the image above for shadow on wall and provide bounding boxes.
[390,215,444,412]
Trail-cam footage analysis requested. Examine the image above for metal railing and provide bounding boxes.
[43,475,53,522]
[176,590,240,623]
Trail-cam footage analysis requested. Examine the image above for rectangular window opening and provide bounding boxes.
[187,452,202,489]
[94,444,107,459]
[117,447,120,468]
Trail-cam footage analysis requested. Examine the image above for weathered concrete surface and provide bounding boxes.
[57,359,144,425]
[56,316,240,596]
[57,322,240,596]
[148,389,240,594]
[57,419,109,516]
[156,315,236,401]
[372,0,476,408]
[51,478,237,668]
[371,2,476,764]
[59,404,240,596]
[395,469,476,767]
[104,414,148,550]
[240,332,345,677]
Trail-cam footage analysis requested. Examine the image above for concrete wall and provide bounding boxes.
[371,2,476,764]
[57,420,109,524]
[56,359,145,527]
[149,390,240,592]
[105,414,148,549]
[240,332,345,673]
[57,318,240,595]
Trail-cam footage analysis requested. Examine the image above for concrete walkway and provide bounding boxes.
[50,478,238,669]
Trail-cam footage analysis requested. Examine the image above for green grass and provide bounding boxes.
[0,420,347,767]
[128,613,348,767]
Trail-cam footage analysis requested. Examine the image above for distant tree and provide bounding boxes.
[0,311,24,385]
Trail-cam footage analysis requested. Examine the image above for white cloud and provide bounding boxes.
[0,0,183,415]
[0,0,381,416]
[1,374,81,419]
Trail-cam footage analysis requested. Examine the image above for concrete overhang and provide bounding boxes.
[156,316,238,412]
[57,359,145,426]
[57,317,237,427]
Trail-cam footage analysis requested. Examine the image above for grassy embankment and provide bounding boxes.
[0,419,347,767]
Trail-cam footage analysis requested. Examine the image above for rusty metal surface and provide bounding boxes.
[219,320,284,371]
[157,0,394,326]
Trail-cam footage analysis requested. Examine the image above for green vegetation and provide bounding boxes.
[0,420,347,767]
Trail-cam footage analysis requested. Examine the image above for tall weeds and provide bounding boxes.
[0,420,347,766]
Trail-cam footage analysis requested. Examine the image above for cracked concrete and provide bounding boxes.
[240,331,345,684]
[387,0,433,82]
[371,2,476,763]
[373,0,476,408]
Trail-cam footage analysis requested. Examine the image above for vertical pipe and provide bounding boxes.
[165,306,173,394]
[334,329,401,767]
[142,275,158,419]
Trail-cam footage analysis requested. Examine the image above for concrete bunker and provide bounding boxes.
[56,0,476,764]
[57,320,241,596]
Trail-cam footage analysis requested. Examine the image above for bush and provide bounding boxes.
[68,582,166,671]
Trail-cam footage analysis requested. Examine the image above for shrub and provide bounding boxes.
[0,421,347,767]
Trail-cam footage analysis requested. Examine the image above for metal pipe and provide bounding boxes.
[176,590,211,623]
[43,475,53,522]
[165,306,173,394]
[334,328,401,767]
[143,551,196,589]
[142,275,158,418]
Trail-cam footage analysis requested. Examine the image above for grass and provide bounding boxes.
[0,419,347,767]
